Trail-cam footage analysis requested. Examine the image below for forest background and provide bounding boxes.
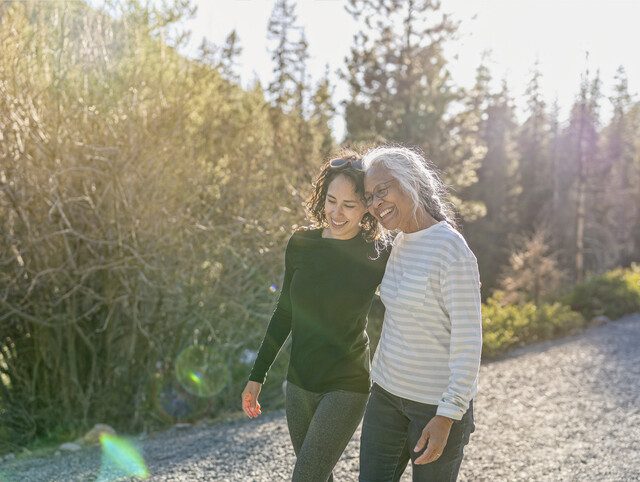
[1,0,639,452]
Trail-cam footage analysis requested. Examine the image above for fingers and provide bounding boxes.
[414,437,444,465]
[241,382,264,418]
[241,394,251,418]
[414,430,429,453]
[242,393,262,418]
[244,400,258,418]
[414,416,453,464]
[250,398,261,418]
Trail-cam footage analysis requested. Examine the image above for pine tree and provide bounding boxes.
[266,0,314,174]
[343,0,483,206]
[267,0,306,113]
[564,63,601,281]
[517,64,551,233]
[198,30,242,81]
[546,97,578,269]
[629,102,640,261]
[467,69,520,294]
[603,66,637,265]
[548,98,563,227]
[219,30,242,81]
[310,67,336,161]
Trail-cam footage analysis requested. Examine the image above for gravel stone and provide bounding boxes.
[2,314,639,481]
[58,443,82,453]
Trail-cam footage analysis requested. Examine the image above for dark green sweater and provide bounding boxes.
[249,228,389,394]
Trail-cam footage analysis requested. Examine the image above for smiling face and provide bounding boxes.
[323,174,367,239]
[364,165,417,232]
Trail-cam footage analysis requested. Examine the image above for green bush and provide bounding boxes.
[564,265,640,321]
[482,292,585,358]
[0,1,328,451]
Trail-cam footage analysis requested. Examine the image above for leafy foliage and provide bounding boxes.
[565,265,640,320]
[484,265,640,359]
[0,0,330,450]
[482,293,584,358]
[1,0,640,453]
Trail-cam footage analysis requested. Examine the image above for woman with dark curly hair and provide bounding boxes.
[242,151,389,481]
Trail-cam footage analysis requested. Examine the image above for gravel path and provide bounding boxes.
[3,314,640,481]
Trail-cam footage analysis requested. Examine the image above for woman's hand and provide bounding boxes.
[241,381,263,418]
[413,415,454,464]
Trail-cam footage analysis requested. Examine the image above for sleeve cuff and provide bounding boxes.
[248,372,266,384]
[436,403,465,421]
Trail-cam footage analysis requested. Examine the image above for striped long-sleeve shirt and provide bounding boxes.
[371,220,482,420]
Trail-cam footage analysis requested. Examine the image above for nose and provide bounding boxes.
[372,195,384,210]
[328,204,342,217]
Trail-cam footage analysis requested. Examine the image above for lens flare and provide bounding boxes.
[269,284,278,293]
[153,376,208,422]
[189,371,203,385]
[175,345,230,398]
[97,433,149,481]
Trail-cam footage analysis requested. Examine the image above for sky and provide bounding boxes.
[182,0,640,140]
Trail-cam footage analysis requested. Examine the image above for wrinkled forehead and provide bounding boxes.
[364,164,394,191]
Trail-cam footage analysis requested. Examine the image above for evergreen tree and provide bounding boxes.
[517,65,551,233]
[290,31,315,175]
[563,64,601,281]
[266,0,315,175]
[267,0,307,113]
[198,30,242,81]
[548,98,563,227]
[603,66,637,265]
[343,0,483,209]
[219,30,242,81]
[546,97,578,269]
[467,68,520,294]
[310,67,336,161]
[628,102,640,261]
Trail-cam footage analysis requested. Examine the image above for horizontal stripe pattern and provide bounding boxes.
[371,221,482,420]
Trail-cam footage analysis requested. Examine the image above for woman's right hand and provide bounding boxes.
[242,381,263,418]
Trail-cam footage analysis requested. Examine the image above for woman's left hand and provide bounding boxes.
[413,415,454,464]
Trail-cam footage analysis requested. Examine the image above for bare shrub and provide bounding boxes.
[498,229,566,305]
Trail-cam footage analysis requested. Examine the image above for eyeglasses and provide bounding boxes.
[329,157,364,171]
[363,180,394,207]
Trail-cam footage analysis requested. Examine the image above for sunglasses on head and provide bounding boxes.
[329,157,364,171]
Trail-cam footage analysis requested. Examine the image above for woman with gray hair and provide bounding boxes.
[359,146,482,482]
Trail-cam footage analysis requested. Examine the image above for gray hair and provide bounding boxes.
[362,146,458,235]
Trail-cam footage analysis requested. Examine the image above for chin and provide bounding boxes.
[375,215,388,227]
[380,219,397,230]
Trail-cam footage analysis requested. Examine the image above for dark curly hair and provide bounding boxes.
[305,150,380,242]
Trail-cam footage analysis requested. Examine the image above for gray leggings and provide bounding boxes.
[285,381,369,482]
